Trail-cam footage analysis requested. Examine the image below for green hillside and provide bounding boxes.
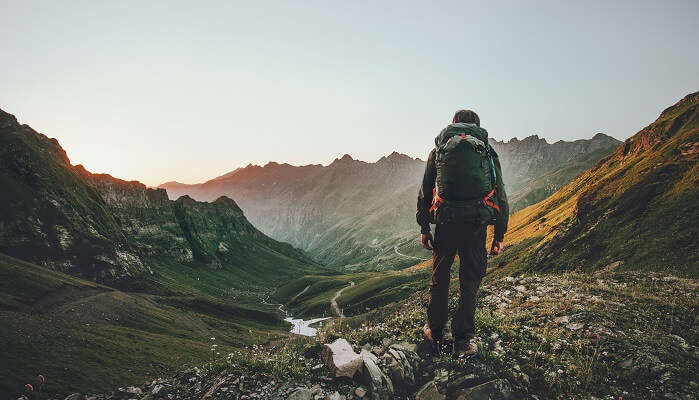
[0,108,325,397]
[508,145,621,213]
[495,91,698,277]
[0,107,322,289]
[0,253,289,397]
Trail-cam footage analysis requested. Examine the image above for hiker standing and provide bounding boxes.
[416,109,509,357]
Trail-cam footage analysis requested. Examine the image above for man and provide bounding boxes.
[416,109,509,357]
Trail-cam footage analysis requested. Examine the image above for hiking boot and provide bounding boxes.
[452,338,477,358]
[423,323,442,355]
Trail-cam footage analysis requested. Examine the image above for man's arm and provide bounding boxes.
[416,149,436,234]
[491,149,509,242]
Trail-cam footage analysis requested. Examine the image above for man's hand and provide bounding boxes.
[421,232,434,251]
[490,239,504,255]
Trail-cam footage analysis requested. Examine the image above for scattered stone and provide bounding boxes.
[322,338,363,378]
[514,285,527,293]
[446,373,479,389]
[383,345,420,392]
[566,322,584,331]
[354,386,367,398]
[415,380,445,400]
[325,391,344,400]
[554,316,570,324]
[288,388,313,400]
[117,386,142,396]
[360,349,393,400]
[454,379,512,400]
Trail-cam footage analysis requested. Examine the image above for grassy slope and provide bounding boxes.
[491,92,698,277]
[275,261,432,318]
[0,253,289,398]
[508,146,619,213]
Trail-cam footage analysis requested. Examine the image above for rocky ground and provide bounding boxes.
[43,267,697,400]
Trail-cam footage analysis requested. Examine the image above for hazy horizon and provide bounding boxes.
[2,0,697,186]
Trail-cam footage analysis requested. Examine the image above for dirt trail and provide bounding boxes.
[331,281,355,317]
[393,244,430,261]
[288,285,310,304]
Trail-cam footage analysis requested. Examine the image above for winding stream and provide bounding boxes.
[260,290,330,337]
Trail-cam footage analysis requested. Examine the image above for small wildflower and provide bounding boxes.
[38,374,45,383]
[596,333,601,341]
[25,383,33,392]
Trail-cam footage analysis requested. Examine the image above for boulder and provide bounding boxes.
[354,386,367,398]
[382,344,420,393]
[360,350,393,400]
[415,380,445,400]
[322,339,363,378]
[325,392,345,400]
[288,388,313,400]
[454,379,512,400]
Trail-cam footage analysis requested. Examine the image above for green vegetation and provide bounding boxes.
[276,263,431,317]
[497,91,699,277]
[508,146,620,213]
[0,253,293,398]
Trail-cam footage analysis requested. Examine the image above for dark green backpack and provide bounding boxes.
[430,123,500,225]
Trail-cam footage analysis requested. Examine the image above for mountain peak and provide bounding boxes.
[330,154,356,166]
[377,151,414,164]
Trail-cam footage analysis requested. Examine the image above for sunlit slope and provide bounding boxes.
[498,91,698,276]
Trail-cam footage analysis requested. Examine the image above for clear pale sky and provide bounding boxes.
[1,1,697,186]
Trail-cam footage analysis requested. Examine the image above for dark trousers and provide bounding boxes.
[427,223,487,341]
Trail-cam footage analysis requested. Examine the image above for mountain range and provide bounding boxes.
[160,133,621,270]
[0,108,322,395]
[0,107,320,287]
[0,92,695,398]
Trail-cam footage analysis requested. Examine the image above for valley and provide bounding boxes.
[0,91,696,399]
[160,134,621,272]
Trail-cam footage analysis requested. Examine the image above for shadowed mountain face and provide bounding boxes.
[0,108,320,286]
[160,135,620,270]
[499,91,698,276]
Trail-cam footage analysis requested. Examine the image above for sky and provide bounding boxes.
[1,1,697,186]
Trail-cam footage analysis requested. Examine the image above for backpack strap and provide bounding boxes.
[486,144,498,186]
[483,188,500,212]
[429,186,444,213]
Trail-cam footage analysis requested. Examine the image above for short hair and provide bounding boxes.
[453,109,480,126]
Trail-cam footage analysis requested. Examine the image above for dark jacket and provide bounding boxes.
[416,146,509,241]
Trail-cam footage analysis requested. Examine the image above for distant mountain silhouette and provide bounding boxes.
[161,134,620,270]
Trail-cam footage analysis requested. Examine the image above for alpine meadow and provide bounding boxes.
[1,2,697,400]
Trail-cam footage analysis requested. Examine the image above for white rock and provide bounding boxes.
[322,338,363,378]
[354,387,367,398]
[288,388,313,400]
[566,322,584,330]
[325,392,344,400]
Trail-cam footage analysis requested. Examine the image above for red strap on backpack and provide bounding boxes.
[483,188,500,212]
[429,187,444,213]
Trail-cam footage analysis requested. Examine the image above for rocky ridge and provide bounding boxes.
[57,267,696,400]
[0,108,319,285]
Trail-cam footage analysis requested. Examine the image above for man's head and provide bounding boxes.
[452,109,480,126]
